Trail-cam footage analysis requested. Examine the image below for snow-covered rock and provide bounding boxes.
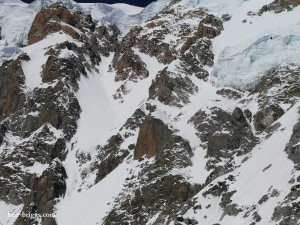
[1,0,300,225]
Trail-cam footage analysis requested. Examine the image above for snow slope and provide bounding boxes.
[21,32,82,92]
[1,0,300,224]
[0,202,23,225]
[182,102,300,225]
[55,50,166,225]
[111,3,143,15]
[55,1,300,224]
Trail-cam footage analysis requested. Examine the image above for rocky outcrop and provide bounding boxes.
[179,14,223,80]
[250,66,300,108]
[134,116,173,160]
[28,3,95,45]
[207,134,240,157]
[190,107,254,157]
[104,175,200,225]
[271,182,300,224]
[285,119,300,167]
[110,3,223,104]
[104,132,195,224]
[134,115,193,160]
[149,68,198,107]
[258,0,300,14]
[196,14,223,39]
[100,113,195,224]
[189,107,256,184]
[122,108,146,131]
[94,108,147,183]
[112,48,149,82]
[0,165,36,205]
[0,123,6,145]
[207,107,248,156]
[180,39,213,80]
[216,88,243,100]
[247,66,300,132]
[95,134,128,183]
[2,0,299,224]
[15,160,67,225]
[253,104,284,132]
[0,124,66,206]
[0,56,25,122]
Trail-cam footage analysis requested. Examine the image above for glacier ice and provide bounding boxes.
[211,34,300,90]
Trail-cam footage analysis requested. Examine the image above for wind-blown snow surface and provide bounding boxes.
[111,3,143,15]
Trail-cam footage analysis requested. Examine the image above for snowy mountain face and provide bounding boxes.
[0,0,300,225]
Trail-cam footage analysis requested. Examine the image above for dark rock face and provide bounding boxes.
[203,181,229,198]
[190,107,255,157]
[104,175,200,225]
[253,104,284,132]
[2,0,299,224]
[220,204,243,220]
[232,107,248,126]
[201,181,242,221]
[0,165,36,205]
[0,57,25,122]
[112,48,149,82]
[0,124,67,205]
[28,3,94,44]
[134,116,193,160]
[94,108,147,183]
[103,145,198,224]
[272,183,300,225]
[269,114,300,225]
[15,160,67,225]
[122,108,146,131]
[100,114,195,224]
[179,13,222,81]
[134,116,173,160]
[149,68,198,107]
[189,107,256,185]
[247,66,300,132]
[93,24,120,55]
[41,55,85,85]
[272,203,300,225]
[196,14,223,39]
[216,88,243,100]
[207,134,240,157]
[120,25,177,65]
[0,123,7,145]
[95,134,129,183]
[285,119,300,167]
[250,66,300,107]
[258,0,300,14]
[180,39,213,80]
